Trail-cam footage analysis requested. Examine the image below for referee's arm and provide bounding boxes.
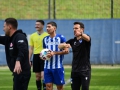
[29,46,34,65]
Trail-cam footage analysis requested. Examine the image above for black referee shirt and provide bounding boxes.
[66,36,91,72]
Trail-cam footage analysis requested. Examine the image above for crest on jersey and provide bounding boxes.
[79,39,82,43]
[10,43,13,47]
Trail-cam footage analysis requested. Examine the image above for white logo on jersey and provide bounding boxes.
[74,41,76,45]
[9,43,13,50]
[47,42,59,45]
[18,40,24,43]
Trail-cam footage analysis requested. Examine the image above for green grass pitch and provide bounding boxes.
[0,0,120,19]
[0,66,120,90]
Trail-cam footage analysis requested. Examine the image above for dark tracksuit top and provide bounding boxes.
[66,37,91,72]
[0,30,31,74]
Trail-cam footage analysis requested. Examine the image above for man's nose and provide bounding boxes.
[74,29,77,32]
[74,29,77,31]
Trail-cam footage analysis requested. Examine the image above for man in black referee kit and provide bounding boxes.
[58,22,91,90]
[0,18,31,90]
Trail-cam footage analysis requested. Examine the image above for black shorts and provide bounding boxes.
[13,72,31,90]
[33,54,44,72]
[71,70,91,90]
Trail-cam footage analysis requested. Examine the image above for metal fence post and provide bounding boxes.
[53,0,56,19]
[48,0,51,19]
[111,0,113,18]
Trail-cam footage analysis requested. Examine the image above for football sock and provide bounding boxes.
[36,80,41,90]
[42,80,46,90]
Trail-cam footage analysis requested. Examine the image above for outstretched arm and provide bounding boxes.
[46,48,69,58]
[0,36,7,45]
[46,43,71,58]
[81,33,90,42]
[58,43,71,49]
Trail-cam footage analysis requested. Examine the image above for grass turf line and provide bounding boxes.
[0,66,120,90]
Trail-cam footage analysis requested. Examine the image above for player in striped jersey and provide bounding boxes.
[43,21,69,90]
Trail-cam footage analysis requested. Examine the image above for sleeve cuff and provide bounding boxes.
[16,57,21,61]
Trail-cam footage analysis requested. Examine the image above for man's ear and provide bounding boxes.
[8,24,12,30]
[82,28,84,32]
[54,26,56,31]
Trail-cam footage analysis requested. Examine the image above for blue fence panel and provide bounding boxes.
[0,19,120,65]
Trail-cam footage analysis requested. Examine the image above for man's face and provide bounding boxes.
[3,22,11,36]
[73,24,83,37]
[46,24,56,34]
[35,22,44,31]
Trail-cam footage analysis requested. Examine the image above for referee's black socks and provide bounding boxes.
[36,80,41,90]
[42,80,46,90]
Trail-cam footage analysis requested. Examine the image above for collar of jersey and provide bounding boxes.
[37,31,44,35]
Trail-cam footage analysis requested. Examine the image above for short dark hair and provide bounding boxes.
[74,22,84,29]
[36,20,44,25]
[47,21,57,28]
[5,18,18,29]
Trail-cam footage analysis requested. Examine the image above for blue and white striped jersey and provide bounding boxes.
[43,34,66,69]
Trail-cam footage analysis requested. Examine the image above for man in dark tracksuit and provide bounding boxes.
[58,22,91,90]
[0,18,31,90]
